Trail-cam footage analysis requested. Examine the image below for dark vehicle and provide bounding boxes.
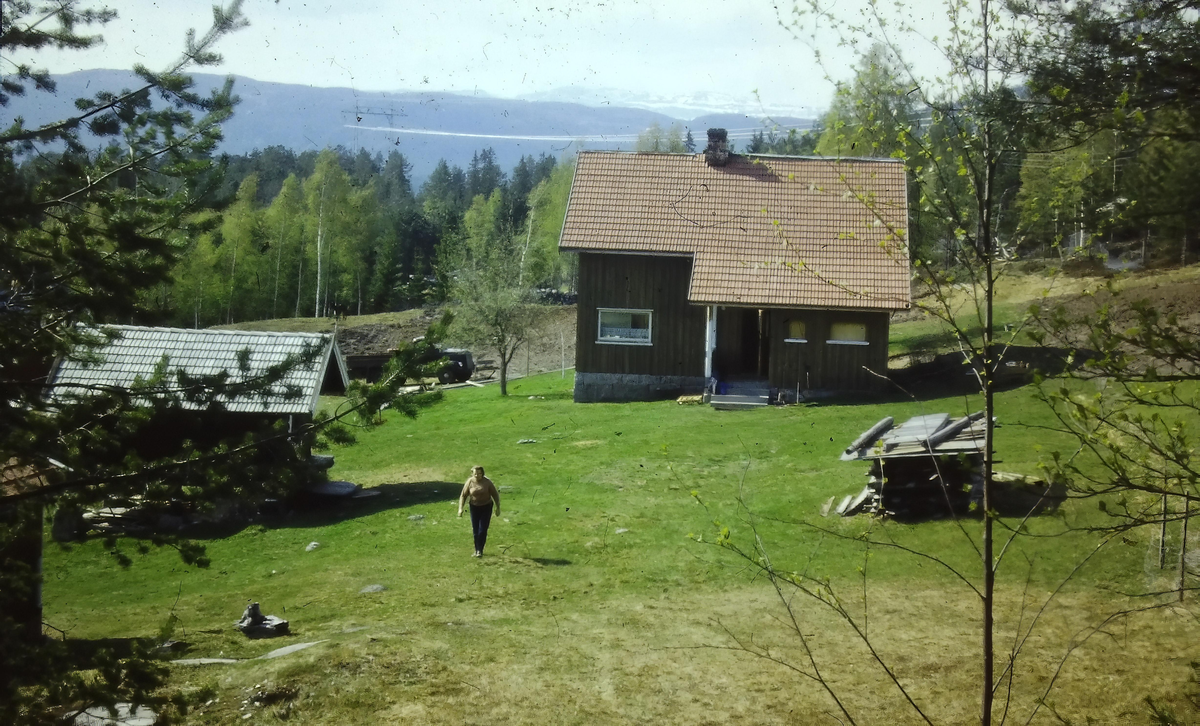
[437,348,475,384]
[411,337,476,384]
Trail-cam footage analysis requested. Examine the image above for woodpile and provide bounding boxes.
[834,412,1063,519]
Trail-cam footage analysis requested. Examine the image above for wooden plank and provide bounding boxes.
[820,496,836,517]
[843,485,874,516]
[843,416,895,458]
[834,494,854,515]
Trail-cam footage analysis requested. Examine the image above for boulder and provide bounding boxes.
[235,602,289,638]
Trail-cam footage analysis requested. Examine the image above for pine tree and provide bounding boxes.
[0,5,444,721]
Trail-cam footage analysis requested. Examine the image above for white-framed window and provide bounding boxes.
[597,308,653,345]
[784,319,807,343]
[828,321,869,346]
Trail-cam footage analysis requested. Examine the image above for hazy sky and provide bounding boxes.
[11,0,945,117]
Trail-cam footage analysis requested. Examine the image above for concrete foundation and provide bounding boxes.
[574,372,706,403]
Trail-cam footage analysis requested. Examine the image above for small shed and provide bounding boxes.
[50,325,348,414]
[47,326,349,456]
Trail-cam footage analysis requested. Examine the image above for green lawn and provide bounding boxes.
[41,368,1200,723]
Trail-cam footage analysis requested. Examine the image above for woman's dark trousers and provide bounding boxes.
[470,503,493,553]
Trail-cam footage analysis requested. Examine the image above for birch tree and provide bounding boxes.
[302,150,352,318]
[263,173,303,319]
[695,1,1128,723]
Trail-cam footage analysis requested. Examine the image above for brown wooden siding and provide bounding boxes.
[766,309,890,392]
[575,253,706,377]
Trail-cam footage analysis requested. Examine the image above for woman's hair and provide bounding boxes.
[472,465,485,476]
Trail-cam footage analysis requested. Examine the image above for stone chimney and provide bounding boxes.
[704,128,730,167]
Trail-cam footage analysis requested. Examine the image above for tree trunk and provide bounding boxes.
[272,219,286,319]
[520,189,539,287]
[1180,495,1191,602]
[1161,493,1169,569]
[499,336,515,396]
[294,253,304,318]
[227,234,239,324]
[979,4,996,721]
[0,501,44,643]
[313,180,328,318]
[195,279,203,329]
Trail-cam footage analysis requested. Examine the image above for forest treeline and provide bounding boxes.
[141,145,574,327]
[804,45,1200,271]
[641,67,1199,275]
[99,43,1200,329]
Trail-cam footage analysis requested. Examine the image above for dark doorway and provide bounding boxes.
[758,309,771,378]
[715,307,766,379]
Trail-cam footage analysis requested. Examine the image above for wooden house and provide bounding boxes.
[559,130,911,403]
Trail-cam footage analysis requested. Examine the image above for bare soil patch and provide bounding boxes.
[244,305,580,382]
[334,309,443,357]
[447,305,577,381]
[1044,275,1200,335]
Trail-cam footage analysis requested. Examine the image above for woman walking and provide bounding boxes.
[458,465,501,557]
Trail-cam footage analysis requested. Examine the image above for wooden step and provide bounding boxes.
[710,394,769,410]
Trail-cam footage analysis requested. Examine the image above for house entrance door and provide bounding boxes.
[714,307,766,379]
[757,309,771,379]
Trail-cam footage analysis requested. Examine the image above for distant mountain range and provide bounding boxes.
[515,86,821,121]
[5,70,816,184]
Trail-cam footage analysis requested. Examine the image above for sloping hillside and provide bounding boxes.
[216,305,577,379]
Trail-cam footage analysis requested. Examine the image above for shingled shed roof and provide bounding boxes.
[49,325,349,416]
[559,151,911,310]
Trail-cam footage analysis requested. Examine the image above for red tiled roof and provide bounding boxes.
[559,151,911,310]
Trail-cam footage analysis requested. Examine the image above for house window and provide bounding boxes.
[828,321,869,346]
[598,308,652,345]
[784,319,807,343]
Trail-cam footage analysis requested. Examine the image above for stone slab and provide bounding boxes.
[172,657,240,665]
[73,703,156,725]
[258,640,327,660]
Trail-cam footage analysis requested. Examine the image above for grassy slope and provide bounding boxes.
[41,268,1200,723]
[890,263,1200,358]
[44,374,1197,723]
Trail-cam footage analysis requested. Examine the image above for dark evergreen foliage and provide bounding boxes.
[0,3,450,721]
